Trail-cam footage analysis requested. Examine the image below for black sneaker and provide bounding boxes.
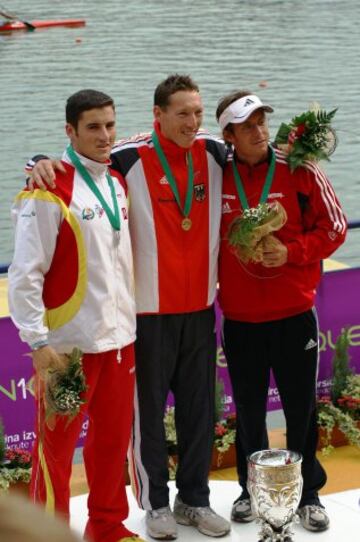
[298,504,330,532]
[231,496,255,523]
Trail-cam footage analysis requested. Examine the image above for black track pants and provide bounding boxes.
[131,308,216,510]
[223,309,327,506]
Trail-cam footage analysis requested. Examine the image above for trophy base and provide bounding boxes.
[257,519,295,542]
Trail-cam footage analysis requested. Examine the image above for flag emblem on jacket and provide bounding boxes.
[194,183,206,202]
[82,208,95,220]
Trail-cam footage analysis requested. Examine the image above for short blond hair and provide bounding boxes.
[0,494,82,542]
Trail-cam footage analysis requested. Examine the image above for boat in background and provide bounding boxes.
[0,18,85,32]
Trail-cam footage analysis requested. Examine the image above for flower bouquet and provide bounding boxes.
[274,106,337,172]
[44,347,87,429]
[227,201,287,264]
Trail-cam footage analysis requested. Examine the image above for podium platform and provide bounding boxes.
[70,480,360,541]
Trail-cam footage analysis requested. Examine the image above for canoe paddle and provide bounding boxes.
[0,6,36,31]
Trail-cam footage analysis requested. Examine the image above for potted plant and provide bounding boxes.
[0,419,32,493]
[317,330,360,454]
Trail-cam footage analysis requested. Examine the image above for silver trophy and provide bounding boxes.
[248,449,303,542]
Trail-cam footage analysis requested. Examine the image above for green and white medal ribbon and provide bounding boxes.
[231,146,276,209]
[67,145,121,242]
[152,130,194,231]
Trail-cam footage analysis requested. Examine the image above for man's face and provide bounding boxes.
[66,105,116,163]
[225,109,270,166]
[154,90,203,148]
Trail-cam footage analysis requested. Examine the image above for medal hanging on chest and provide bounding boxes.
[181,217,192,231]
[67,145,121,243]
[152,130,194,231]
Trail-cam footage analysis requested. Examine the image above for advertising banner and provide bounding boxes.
[1,268,359,448]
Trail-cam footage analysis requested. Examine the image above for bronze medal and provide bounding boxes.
[181,217,192,231]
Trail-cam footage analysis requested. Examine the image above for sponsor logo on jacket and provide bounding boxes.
[268,192,284,199]
[94,204,105,218]
[222,194,236,200]
[222,202,232,214]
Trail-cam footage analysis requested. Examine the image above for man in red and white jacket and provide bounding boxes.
[104,75,230,541]
[28,75,230,541]
[9,90,142,542]
[216,90,347,533]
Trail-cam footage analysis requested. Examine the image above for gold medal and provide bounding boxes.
[181,217,192,231]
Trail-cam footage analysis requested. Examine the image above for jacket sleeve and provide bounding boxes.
[8,193,62,349]
[285,163,347,265]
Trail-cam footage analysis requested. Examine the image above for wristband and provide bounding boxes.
[31,340,49,351]
[25,154,50,172]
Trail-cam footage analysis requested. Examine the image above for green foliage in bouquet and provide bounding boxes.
[275,108,337,172]
[317,329,360,455]
[45,347,87,424]
[227,201,287,264]
[228,203,273,251]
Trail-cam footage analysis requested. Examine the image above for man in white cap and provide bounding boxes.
[216,90,347,533]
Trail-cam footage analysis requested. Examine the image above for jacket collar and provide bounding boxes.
[153,120,190,159]
[63,148,111,179]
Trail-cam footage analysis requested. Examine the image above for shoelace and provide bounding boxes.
[235,499,251,510]
[184,505,217,519]
[149,507,172,520]
[307,505,326,516]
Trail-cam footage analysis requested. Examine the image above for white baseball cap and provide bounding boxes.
[218,94,273,130]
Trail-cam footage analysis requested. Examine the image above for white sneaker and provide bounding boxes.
[173,495,231,537]
[146,506,178,540]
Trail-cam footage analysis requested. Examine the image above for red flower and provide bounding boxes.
[296,123,306,136]
[215,423,227,437]
[287,129,297,145]
[4,448,32,468]
[288,123,306,145]
[318,396,331,405]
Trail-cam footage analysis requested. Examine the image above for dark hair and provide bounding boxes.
[215,89,252,132]
[66,89,114,128]
[154,74,199,108]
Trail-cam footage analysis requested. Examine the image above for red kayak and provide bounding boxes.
[0,18,85,32]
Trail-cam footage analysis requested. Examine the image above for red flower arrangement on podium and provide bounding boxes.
[317,330,360,454]
[0,421,32,491]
